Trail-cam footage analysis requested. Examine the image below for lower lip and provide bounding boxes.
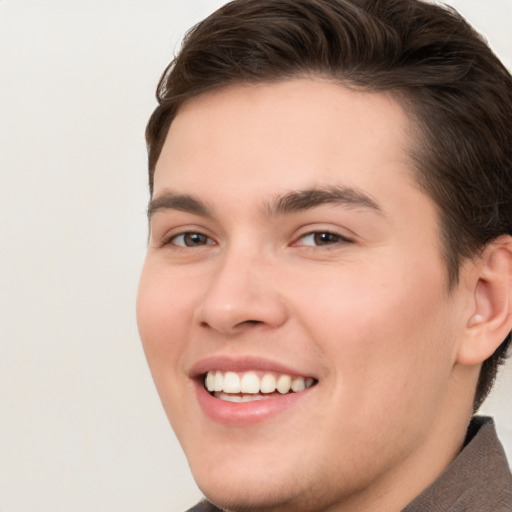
[195,381,314,427]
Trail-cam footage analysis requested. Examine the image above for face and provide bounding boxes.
[137,80,469,511]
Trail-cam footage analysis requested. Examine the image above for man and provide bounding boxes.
[136,0,512,510]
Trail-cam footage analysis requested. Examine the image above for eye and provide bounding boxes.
[168,232,214,247]
[295,231,351,247]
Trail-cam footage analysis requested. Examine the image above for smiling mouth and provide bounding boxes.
[203,370,317,402]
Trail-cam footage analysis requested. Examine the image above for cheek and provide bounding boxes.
[295,261,455,413]
[136,264,203,435]
[136,263,192,381]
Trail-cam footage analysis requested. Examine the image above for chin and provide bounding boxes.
[188,446,351,512]
[189,455,311,512]
[196,481,302,512]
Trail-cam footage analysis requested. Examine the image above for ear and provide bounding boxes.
[457,236,512,366]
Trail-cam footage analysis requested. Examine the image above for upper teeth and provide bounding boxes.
[204,371,315,394]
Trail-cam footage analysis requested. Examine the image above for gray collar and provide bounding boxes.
[402,416,512,511]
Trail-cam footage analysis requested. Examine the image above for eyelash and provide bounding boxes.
[294,231,353,247]
[165,232,215,248]
[163,230,352,249]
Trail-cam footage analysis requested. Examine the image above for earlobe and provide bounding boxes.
[457,236,512,366]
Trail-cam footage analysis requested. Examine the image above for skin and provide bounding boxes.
[137,79,499,511]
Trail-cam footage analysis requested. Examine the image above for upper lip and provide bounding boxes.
[189,355,317,379]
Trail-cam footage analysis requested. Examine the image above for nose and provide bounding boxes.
[194,251,288,336]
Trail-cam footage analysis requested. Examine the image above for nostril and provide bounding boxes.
[234,319,264,329]
[199,319,261,328]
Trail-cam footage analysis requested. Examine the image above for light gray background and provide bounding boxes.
[0,1,510,511]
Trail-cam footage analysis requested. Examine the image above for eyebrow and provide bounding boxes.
[147,185,382,220]
[147,192,212,219]
[266,186,383,217]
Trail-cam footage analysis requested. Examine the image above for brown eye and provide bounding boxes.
[298,232,348,246]
[170,232,214,247]
[313,232,342,245]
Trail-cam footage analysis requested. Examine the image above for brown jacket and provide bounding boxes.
[186,416,512,511]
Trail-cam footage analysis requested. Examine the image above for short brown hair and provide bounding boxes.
[145,0,512,410]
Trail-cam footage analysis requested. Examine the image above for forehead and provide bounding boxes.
[153,79,424,219]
